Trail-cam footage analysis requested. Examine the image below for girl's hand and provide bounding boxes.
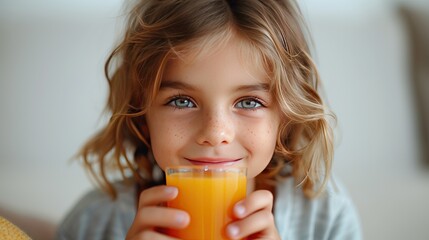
[126,185,190,240]
[226,190,280,240]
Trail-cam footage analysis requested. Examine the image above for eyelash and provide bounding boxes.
[166,95,196,109]
[235,97,266,110]
[165,95,266,110]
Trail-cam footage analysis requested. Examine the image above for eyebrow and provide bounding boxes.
[160,80,269,92]
[160,80,196,91]
[236,83,270,92]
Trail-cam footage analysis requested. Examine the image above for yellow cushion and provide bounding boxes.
[0,216,31,240]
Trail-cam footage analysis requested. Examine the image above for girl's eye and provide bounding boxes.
[167,97,196,109]
[235,98,263,109]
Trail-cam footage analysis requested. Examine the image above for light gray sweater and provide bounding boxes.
[56,177,362,240]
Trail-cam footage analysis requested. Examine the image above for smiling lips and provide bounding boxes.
[186,158,242,166]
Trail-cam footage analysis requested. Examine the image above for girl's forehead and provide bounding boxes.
[169,33,270,80]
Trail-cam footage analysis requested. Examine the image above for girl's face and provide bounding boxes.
[145,38,281,178]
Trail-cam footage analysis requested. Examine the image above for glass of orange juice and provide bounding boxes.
[165,166,247,240]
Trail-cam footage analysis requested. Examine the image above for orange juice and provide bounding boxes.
[166,166,246,240]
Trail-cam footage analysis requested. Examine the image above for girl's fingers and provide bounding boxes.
[127,206,189,237]
[137,185,178,208]
[127,185,190,238]
[226,190,279,239]
[136,207,189,229]
[226,209,276,239]
[128,230,180,240]
[233,190,273,219]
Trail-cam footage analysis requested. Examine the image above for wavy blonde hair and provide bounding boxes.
[80,0,335,199]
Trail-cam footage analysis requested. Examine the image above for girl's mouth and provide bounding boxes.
[185,158,242,166]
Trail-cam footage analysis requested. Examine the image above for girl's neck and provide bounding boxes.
[252,176,277,202]
[247,178,255,194]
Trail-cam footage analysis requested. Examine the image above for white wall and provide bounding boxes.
[1,0,428,239]
[302,1,429,239]
[0,1,120,238]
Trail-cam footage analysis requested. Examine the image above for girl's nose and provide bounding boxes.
[196,110,235,146]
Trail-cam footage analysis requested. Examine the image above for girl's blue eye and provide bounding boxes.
[235,98,263,109]
[168,97,196,108]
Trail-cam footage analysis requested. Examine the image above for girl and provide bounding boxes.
[57,0,362,239]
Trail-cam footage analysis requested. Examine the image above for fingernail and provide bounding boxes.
[176,212,189,226]
[234,203,245,217]
[176,212,186,223]
[165,186,178,195]
[227,224,239,238]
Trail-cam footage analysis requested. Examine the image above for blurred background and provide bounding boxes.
[1,0,428,239]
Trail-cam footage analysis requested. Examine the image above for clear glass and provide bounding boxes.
[165,166,247,240]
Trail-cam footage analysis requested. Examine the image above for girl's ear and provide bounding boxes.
[133,115,151,147]
[140,116,150,139]
[141,121,150,138]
